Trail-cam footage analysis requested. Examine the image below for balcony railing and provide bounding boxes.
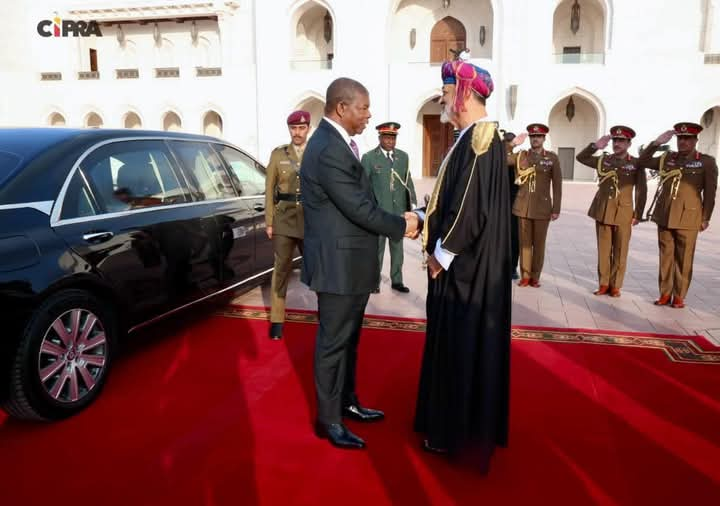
[40,72,62,81]
[290,59,332,71]
[196,67,222,77]
[116,68,139,79]
[78,71,100,80]
[554,53,605,64]
[155,67,180,78]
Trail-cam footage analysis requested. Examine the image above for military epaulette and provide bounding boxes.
[471,122,496,156]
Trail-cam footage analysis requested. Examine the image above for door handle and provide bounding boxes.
[253,203,265,212]
[82,231,114,243]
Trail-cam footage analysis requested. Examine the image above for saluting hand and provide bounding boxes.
[427,254,443,279]
[512,133,528,147]
[594,135,611,150]
[655,130,675,145]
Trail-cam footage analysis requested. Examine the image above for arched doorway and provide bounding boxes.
[203,111,223,137]
[123,112,142,129]
[49,112,66,126]
[430,16,466,63]
[418,95,454,177]
[85,112,103,128]
[291,1,334,70]
[295,96,325,132]
[553,0,606,63]
[699,106,720,161]
[548,94,600,181]
[163,111,182,131]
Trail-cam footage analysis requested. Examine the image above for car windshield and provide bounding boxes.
[0,151,23,188]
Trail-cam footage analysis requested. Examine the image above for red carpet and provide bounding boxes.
[1,304,719,505]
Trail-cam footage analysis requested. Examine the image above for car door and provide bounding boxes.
[213,144,275,273]
[167,140,257,287]
[52,139,222,324]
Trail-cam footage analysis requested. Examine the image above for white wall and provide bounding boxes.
[1,0,719,179]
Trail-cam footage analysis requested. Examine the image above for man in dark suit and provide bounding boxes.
[301,77,418,449]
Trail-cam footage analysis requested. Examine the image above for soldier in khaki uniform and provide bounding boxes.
[508,123,562,287]
[265,110,311,339]
[638,122,718,309]
[577,126,647,297]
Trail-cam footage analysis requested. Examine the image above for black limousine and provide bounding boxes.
[0,128,280,420]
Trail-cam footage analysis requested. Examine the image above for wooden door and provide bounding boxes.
[430,17,467,63]
[423,115,455,177]
[558,147,576,180]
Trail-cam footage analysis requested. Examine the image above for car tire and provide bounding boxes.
[2,289,117,421]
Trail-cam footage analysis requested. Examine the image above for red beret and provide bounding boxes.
[609,125,636,140]
[287,110,311,125]
[674,122,703,136]
[526,123,549,135]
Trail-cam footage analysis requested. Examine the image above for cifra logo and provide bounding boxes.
[37,17,103,37]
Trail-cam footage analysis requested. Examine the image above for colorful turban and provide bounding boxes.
[440,60,494,112]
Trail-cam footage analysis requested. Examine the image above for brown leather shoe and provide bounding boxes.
[529,279,541,288]
[671,296,685,309]
[594,285,609,296]
[609,288,621,298]
[654,294,672,306]
[518,278,530,287]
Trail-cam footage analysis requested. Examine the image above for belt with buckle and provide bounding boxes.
[277,192,301,202]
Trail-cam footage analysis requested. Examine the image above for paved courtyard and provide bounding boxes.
[234,180,720,345]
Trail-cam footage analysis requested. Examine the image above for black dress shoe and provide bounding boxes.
[269,323,283,340]
[422,439,448,454]
[512,269,520,280]
[343,404,385,422]
[391,284,410,293]
[314,422,365,449]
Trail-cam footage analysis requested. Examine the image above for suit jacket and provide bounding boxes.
[576,143,647,225]
[361,147,417,214]
[638,143,718,229]
[264,144,304,238]
[300,119,406,294]
[509,148,563,219]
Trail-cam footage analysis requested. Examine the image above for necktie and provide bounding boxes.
[349,139,360,159]
[387,151,394,164]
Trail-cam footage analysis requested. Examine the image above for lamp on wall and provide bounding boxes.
[190,20,198,44]
[479,25,486,46]
[571,0,581,35]
[509,84,518,119]
[323,10,332,43]
[565,96,576,122]
[153,22,161,46]
[410,28,416,49]
[116,25,125,45]
[702,108,714,128]
[443,0,450,9]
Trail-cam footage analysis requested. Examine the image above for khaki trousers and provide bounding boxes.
[270,234,303,323]
[595,221,632,289]
[518,217,550,280]
[657,226,698,299]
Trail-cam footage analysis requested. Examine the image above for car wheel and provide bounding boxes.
[2,289,117,421]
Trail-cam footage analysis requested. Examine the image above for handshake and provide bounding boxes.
[404,211,421,239]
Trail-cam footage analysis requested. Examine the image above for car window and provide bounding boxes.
[216,145,265,196]
[169,141,237,201]
[0,151,22,187]
[60,140,188,220]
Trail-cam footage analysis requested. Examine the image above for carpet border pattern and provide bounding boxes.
[217,305,720,365]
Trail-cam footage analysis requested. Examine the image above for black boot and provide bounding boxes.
[269,322,283,340]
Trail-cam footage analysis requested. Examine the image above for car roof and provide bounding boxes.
[0,128,228,205]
